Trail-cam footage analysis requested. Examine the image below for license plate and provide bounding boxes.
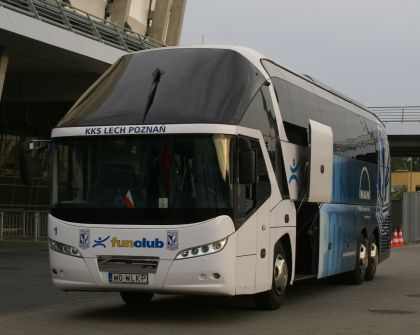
[108,273,148,284]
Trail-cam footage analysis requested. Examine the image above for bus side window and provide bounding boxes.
[240,84,287,199]
[237,137,271,219]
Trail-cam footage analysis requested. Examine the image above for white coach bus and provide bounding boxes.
[47,46,391,309]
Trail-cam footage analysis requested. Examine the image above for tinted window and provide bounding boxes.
[253,139,271,206]
[57,48,265,127]
[318,98,348,152]
[262,59,379,164]
[287,83,321,127]
[239,86,288,197]
[326,107,378,164]
[51,134,234,224]
[240,85,277,138]
[344,111,365,150]
[271,77,293,124]
[353,117,378,164]
[236,137,271,220]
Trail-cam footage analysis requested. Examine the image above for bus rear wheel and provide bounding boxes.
[254,243,289,310]
[120,292,154,305]
[365,235,378,281]
[347,234,368,285]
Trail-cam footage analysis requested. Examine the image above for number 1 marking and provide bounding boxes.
[54,227,58,236]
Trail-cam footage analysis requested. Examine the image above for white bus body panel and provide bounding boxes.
[49,117,297,297]
[269,200,297,285]
[308,120,333,203]
[49,214,237,295]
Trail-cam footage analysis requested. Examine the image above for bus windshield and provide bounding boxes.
[51,134,234,224]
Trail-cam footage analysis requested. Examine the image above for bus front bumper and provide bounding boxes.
[50,234,237,296]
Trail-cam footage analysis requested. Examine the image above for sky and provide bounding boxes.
[180,0,420,107]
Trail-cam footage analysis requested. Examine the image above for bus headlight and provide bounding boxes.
[175,237,228,260]
[48,238,82,258]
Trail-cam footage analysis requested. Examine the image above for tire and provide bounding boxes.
[254,243,289,310]
[365,234,378,281]
[346,234,368,285]
[120,291,154,305]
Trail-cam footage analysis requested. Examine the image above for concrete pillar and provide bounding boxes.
[108,0,132,28]
[165,0,187,46]
[148,0,187,46]
[147,0,172,44]
[0,46,9,100]
[71,0,107,19]
[127,0,149,35]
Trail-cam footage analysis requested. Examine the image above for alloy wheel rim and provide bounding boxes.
[370,242,378,270]
[359,243,368,273]
[274,255,288,295]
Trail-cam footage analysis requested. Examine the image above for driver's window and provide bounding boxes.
[237,136,271,219]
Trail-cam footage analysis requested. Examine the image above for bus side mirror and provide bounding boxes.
[308,119,333,203]
[19,152,33,185]
[239,150,256,184]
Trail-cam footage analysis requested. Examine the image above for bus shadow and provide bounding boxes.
[71,294,257,325]
[70,279,353,324]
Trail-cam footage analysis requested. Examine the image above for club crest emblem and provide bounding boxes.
[79,229,90,249]
[167,231,179,251]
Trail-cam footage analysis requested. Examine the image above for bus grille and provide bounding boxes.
[97,256,159,274]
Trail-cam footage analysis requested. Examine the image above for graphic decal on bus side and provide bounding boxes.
[282,142,307,200]
[318,154,381,278]
[288,159,300,184]
[376,127,391,249]
[331,155,377,205]
[93,236,110,248]
[111,237,164,249]
[79,234,167,249]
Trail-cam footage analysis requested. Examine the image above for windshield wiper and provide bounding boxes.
[143,67,164,122]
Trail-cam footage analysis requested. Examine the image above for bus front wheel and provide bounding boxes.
[254,243,289,310]
[120,292,154,305]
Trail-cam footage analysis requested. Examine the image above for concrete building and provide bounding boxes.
[0,0,186,219]
[55,0,186,46]
[370,106,420,196]
[392,172,420,193]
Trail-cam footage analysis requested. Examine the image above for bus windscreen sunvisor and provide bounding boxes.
[57,48,266,127]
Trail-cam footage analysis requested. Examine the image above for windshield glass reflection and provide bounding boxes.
[53,135,233,215]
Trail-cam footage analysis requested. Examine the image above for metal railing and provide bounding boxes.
[0,0,164,51]
[369,106,420,123]
[0,209,49,241]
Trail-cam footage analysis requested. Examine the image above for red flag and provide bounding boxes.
[123,190,134,208]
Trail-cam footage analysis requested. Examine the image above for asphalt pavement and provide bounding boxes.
[1,242,420,335]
